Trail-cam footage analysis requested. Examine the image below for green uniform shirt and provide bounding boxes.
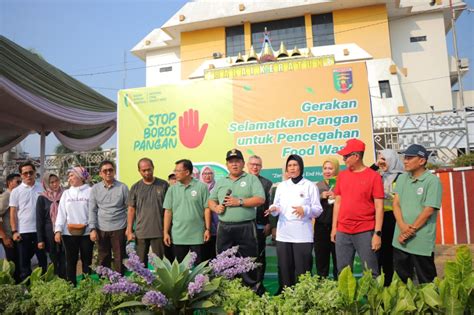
[163,178,209,245]
[209,172,265,223]
[392,170,442,256]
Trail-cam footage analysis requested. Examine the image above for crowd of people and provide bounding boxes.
[0,139,442,292]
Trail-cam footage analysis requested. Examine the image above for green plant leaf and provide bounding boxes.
[190,299,215,309]
[112,300,146,311]
[394,286,416,313]
[356,269,372,301]
[421,284,441,309]
[338,266,356,304]
[445,261,462,286]
[42,264,56,282]
[382,287,395,311]
[179,251,194,272]
[170,260,180,281]
[0,259,11,273]
[29,267,43,285]
[455,245,472,279]
[442,283,464,315]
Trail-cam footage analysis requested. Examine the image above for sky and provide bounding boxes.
[1,0,473,156]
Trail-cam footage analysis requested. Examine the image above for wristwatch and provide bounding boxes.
[375,230,382,237]
[239,198,244,206]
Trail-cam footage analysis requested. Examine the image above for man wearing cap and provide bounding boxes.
[208,149,265,290]
[331,139,384,277]
[392,144,442,283]
[163,159,210,264]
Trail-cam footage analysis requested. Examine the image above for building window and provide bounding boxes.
[312,13,334,47]
[379,80,392,98]
[159,66,172,73]
[410,36,427,42]
[251,16,306,50]
[226,25,245,57]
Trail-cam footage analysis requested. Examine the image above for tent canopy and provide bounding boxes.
[0,35,117,153]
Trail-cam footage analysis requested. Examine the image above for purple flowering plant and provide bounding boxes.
[97,244,257,314]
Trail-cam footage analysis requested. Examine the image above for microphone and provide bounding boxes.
[223,189,232,208]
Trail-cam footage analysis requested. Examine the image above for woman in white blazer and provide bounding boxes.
[266,154,322,288]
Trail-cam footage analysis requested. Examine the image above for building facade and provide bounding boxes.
[131,0,468,116]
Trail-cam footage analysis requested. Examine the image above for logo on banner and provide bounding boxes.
[333,68,353,93]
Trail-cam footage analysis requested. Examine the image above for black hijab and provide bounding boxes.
[286,154,304,184]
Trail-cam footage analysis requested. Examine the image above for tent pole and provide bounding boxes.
[40,130,45,177]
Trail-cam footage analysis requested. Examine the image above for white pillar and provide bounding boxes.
[40,130,46,177]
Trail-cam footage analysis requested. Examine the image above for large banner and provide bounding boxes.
[118,61,374,185]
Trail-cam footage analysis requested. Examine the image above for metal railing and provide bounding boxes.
[373,109,473,165]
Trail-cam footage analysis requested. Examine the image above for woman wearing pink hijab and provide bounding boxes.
[36,172,66,278]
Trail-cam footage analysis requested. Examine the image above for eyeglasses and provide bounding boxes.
[202,172,213,176]
[174,169,186,173]
[101,168,115,173]
[21,170,35,176]
[343,153,357,161]
[248,163,262,167]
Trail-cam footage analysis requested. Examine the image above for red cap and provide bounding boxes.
[337,139,366,156]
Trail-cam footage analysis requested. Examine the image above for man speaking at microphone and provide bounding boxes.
[208,149,265,291]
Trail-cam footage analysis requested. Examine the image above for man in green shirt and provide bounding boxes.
[392,144,442,284]
[208,149,265,290]
[163,159,210,264]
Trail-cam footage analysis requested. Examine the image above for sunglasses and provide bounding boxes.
[101,168,115,173]
[21,170,35,176]
[343,153,357,161]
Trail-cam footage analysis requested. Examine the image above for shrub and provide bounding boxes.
[453,153,474,167]
[0,284,35,315]
[30,278,78,315]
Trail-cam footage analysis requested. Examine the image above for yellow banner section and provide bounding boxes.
[118,61,374,185]
[204,55,335,80]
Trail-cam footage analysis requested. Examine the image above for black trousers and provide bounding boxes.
[314,223,337,279]
[62,235,94,286]
[17,233,48,281]
[201,235,216,262]
[173,244,202,265]
[379,211,395,286]
[256,228,267,292]
[216,220,258,289]
[44,231,66,279]
[1,238,20,282]
[136,237,164,266]
[276,241,313,288]
[393,247,437,284]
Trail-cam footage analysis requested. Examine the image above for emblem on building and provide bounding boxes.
[333,68,353,93]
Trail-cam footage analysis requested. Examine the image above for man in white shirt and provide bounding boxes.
[9,161,47,281]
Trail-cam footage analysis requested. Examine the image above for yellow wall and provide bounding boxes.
[333,4,391,59]
[304,14,313,48]
[180,27,226,80]
[244,22,251,53]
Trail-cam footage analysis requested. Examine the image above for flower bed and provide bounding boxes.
[0,245,472,314]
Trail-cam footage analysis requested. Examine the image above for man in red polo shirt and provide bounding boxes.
[330,139,384,277]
